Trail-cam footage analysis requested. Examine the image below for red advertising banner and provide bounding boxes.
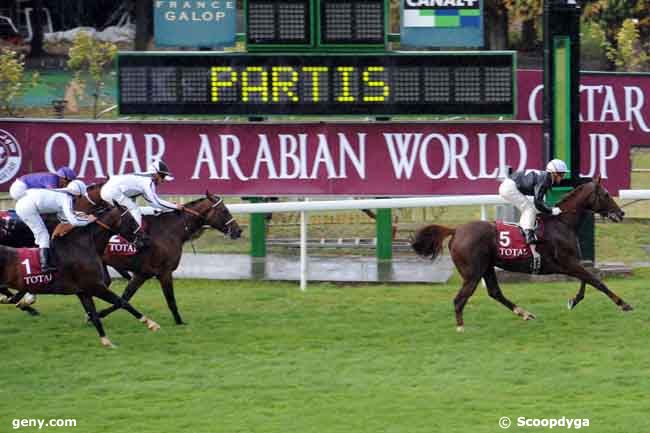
[0,120,630,195]
[517,70,650,147]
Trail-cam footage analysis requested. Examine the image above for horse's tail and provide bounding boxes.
[410,224,456,260]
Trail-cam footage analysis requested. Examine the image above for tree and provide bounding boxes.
[28,0,45,58]
[0,49,38,116]
[591,18,649,71]
[67,32,118,118]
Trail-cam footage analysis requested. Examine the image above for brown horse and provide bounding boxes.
[0,205,160,347]
[411,177,629,332]
[96,193,242,324]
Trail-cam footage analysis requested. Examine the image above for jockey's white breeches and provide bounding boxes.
[100,186,142,227]
[15,199,50,248]
[9,180,28,201]
[499,178,537,230]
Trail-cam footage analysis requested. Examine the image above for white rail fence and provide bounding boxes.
[227,191,650,290]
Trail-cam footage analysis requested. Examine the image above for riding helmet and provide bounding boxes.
[56,166,77,180]
[148,160,174,180]
[546,159,568,174]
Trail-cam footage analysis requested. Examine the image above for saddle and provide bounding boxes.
[17,248,55,289]
[52,223,75,239]
[495,219,545,262]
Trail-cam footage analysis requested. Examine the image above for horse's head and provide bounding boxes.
[95,203,139,242]
[202,192,242,239]
[75,182,108,213]
[588,177,625,222]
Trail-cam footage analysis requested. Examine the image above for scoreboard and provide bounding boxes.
[117,52,516,116]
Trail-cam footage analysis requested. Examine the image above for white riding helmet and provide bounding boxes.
[147,160,174,181]
[546,159,568,174]
[64,179,87,196]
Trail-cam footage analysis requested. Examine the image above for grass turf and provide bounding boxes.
[1,272,649,433]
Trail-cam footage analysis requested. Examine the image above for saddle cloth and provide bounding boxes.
[105,235,138,257]
[495,220,545,261]
[17,248,54,290]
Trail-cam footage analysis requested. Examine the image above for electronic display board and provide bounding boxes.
[246,0,311,46]
[320,0,385,45]
[118,52,515,116]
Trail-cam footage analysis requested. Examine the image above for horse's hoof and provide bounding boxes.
[0,295,10,304]
[621,304,634,312]
[523,312,536,320]
[567,299,576,310]
[18,293,36,306]
[456,326,465,333]
[100,337,117,348]
[145,319,161,332]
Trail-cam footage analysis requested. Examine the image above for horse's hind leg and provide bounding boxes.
[0,288,40,316]
[483,267,535,321]
[98,274,147,319]
[78,294,114,348]
[94,288,160,332]
[158,271,184,325]
[568,281,587,310]
[453,276,481,333]
[564,261,633,311]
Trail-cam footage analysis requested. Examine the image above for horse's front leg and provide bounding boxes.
[568,281,587,310]
[78,293,115,348]
[94,288,160,332]
[98,273,148,319]
[564,261,633,311]
[0,287,40,316]
[158,271,184,325]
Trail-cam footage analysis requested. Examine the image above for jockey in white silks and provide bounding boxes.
[15,180,95,273]
[498,158,567,247]
[99,160,182,245]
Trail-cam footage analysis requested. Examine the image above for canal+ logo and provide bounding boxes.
[0,129,23,184]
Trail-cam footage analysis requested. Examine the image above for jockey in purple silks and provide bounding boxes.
[9,167,77,201]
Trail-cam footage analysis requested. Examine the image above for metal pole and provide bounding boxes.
[300,198,308,291]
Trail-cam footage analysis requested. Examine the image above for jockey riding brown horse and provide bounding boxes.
[411,177,629,332]
[0,205,160,347]
[87,192,243,324]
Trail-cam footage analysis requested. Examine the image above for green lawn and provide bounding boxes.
[1,273,649,433]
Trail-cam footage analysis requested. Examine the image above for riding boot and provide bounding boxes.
[39,248,56,273]
[134,230,150,250]
[524,229,538,245]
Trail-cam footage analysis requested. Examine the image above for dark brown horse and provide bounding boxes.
[96,193,242,324]
[411,177,629,332]
[0,205,160,347]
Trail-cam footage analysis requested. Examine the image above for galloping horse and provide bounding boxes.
[411,178,629,332]
[0,205,160,347]
[96,193,242,324]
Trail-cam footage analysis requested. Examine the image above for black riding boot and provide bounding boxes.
[39,248,56,273]
[524,229,538,245]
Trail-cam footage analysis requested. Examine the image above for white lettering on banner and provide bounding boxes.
[192,133,366,181]
[220,134,248,180]
[145,134,165,170]
[581,133,619,178]
[624,86,649,132]
[45,133,77,172]
[118,135,142,174]
[251,135,279,179]
[527,83,650,131]
[279,134,302,179]
[98,133,122,176]
[384,132,527,180]
[338,133,366,180]
[310,135,338,179]
[79,133,105,178]
[192,134,220,179]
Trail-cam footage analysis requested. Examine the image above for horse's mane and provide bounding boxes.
[556,180,595,207]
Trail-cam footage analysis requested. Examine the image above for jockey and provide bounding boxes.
[498,158,567,245]
[14,180,96,273]
[99,160,182,244]
[9,166,77,201]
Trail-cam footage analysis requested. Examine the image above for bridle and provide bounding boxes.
[180,197,236,234]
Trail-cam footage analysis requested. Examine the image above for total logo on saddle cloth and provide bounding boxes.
[495,220,545,267]
[17,248,55,290]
